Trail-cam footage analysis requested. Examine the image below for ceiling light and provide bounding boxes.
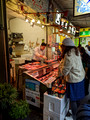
[37,20,41,24]
[32,19,35,22]
[60,29,63,31]
[67,30,70,33]
[30,22,33,25]
[25,16,29,22]
[42,25,44,28]
[25,19,29,22]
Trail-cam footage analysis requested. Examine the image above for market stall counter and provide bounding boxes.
[17,60,60,108]
[17,60,69,116]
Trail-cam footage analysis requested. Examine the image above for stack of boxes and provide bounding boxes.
[43,93,69,120]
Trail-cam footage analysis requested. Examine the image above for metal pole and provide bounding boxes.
[46,26,48,59]
[0,0,10,83]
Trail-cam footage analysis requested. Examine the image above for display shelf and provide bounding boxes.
[19,61,59,74]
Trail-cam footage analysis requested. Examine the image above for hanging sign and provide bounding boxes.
[55,11,61,25]
[60,18,69,31]
[68,22,76,35]
[79,31,90,37]
[79,27,90,37]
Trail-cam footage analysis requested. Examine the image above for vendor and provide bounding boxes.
[32,43,47,62]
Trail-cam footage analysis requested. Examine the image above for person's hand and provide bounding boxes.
[43,56,47,60]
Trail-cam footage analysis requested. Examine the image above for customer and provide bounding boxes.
[32,42,47,62]
[79,47,90,95]
[85,45,90,56]
[58,38,85,120]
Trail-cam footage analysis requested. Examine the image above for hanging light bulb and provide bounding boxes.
[25,16,29,22]
[25,19,29,22]
[59,29,63,31]
[42,25,44,28]
[67,30,70,33]
[37,20,41,24]
[30,22,33,25]
[32,19,35,23]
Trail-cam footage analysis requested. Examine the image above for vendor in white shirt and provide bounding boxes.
[32,43,47,62]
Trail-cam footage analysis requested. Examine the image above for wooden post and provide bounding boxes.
[0,0,10,83]
[46,26,48,59]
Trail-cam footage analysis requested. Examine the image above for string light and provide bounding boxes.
[37,20,41,24]
[30,22,33,25]
[25,16,29,22]
[32,19,35,22]
[42,25,44,28]
[59,29,63,31]
[67,30,70,33]
[25,19,29,22]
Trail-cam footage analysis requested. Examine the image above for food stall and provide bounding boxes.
[16,60,69,120]
[17,60,67,102]
[17,61,59,102]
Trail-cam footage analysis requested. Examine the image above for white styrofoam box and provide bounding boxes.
[43,111,65,120]
[21,54,32,60]
[44,93,69,115]
[13,58,25,64]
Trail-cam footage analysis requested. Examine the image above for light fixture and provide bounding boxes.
[37,20,41,24]
[30,22,33,25]
[67,30,70,33]
[25,16,29,22]
[25,19,29,22]
[32,19,35,23]
[42,25,44,28]
[60,29,63,31]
